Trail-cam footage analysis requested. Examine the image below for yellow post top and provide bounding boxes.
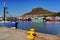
[30,28,35,31]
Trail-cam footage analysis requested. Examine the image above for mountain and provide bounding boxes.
[23,8,55,17]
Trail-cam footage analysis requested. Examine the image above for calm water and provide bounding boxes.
[0,21,60,36]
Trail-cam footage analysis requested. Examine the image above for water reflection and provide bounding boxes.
[18,21,60,36]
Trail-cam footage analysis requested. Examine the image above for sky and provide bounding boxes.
[0,0,60,17]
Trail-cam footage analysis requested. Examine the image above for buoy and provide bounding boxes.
[26,28,37,40]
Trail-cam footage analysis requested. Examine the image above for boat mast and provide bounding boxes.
[4,0,6,22]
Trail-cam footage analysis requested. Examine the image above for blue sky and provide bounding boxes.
[0,0,60,16]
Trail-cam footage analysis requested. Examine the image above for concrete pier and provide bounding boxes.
[0,27,60,40]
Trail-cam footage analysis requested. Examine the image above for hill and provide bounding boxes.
[23,8,55,17]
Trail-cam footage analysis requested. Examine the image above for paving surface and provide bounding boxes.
[0,27,60,40]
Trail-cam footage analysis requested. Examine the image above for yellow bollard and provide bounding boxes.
[26,28,37,40]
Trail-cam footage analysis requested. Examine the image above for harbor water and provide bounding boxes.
[0,21,60,36]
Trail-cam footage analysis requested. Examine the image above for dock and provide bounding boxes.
[0,27,60,40]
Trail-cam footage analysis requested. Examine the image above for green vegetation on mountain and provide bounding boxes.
[51,12,60,17]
